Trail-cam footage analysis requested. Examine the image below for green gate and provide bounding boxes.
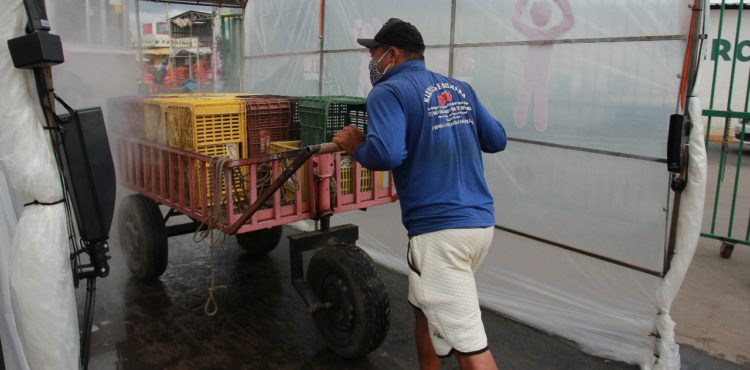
[701,0,750,258]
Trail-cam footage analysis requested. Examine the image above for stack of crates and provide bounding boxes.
[163,98,247,158]
[162,97,248,208]
[242,97,291,158]
[298,96,376,196]
[122,98,146,138]
[106,96,145,137]
[267,95,300,140]
[299,96,367,146]
[143,97,169,145]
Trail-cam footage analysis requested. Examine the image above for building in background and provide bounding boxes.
[166,10,215,90]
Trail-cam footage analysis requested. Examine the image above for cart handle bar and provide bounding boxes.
[227,142,341,234]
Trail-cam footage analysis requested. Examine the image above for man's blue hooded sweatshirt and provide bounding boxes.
[354,60,507,237]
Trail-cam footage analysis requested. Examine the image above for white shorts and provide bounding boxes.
[407,227,494,357]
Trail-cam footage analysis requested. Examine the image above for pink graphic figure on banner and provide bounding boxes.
[512,0,574,132]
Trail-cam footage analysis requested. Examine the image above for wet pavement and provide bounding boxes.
[78,222,744,370]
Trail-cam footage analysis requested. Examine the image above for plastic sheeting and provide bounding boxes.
[651,97,707,370]
[242,0,706,368]
[0,170,27,370]
[0,1,79,369]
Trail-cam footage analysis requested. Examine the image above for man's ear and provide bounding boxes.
[390,47,404,63]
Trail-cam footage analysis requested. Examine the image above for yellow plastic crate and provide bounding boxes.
[270,140,307,203]
[340,155,374,195]
[157,93,262,99]
[189,142,246,210]
[163,98,247,158]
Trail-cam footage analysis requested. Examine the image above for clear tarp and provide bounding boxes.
[454,1,687,43]
[245,1,706,369]
[324,0,452,50]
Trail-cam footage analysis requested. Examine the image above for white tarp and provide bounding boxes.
[245,1,706,368]
[0,1,80,369]
[0,170,27,370]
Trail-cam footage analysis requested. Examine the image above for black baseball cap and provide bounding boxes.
[357,18,425,55]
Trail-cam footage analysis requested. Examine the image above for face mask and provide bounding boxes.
[369,49,392,85]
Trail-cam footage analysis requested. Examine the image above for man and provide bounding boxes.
[333,18,507,370]
[159,59,168,86]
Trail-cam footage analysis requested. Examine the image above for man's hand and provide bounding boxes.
[333,125,365,155]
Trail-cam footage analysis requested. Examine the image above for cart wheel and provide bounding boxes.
[720,243,735,259]
[236,226,283,257]
[118,194,168,281]
[306,243,390,358]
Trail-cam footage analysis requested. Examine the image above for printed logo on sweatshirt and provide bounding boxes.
[424,83,474,131]
[437,91,453,106]
[423,82,466,103]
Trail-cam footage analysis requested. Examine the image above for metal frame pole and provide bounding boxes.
[709,0,728,233]
[318,0,325,96]
[448,0,456,78]
[135,0,145,95]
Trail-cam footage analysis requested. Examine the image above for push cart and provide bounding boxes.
[113,135,398,358]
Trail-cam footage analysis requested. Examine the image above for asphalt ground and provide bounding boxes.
[78,222,744,370]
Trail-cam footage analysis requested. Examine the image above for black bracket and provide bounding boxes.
[23,0,51,32]
[287,223,359,313]
[75,241,111,280]
[667,113,691,192]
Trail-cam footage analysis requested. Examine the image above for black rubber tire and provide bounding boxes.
[118,194,168,281]
[306,243,390,358]
[720,243,735,259]
[236,226,283,257]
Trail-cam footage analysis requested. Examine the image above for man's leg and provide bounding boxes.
[455,350,499,370]
[414,306,441,370]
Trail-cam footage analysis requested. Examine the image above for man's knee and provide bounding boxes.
[454,349,498,370]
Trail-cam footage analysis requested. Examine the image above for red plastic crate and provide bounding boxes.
[242,97,291,158]
[122,98,145,138]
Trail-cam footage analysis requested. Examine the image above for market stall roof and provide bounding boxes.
[143,0,246,8]
[143,48,171,55]
[173,47,212,56]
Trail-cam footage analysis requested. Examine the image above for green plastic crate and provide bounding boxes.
[299,96,367,146]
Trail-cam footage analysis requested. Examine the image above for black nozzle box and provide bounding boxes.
[7,31,63,69]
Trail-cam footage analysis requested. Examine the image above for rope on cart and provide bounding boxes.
[279,158,301,202]
[193,156,231,316]
[255,162,273,197]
